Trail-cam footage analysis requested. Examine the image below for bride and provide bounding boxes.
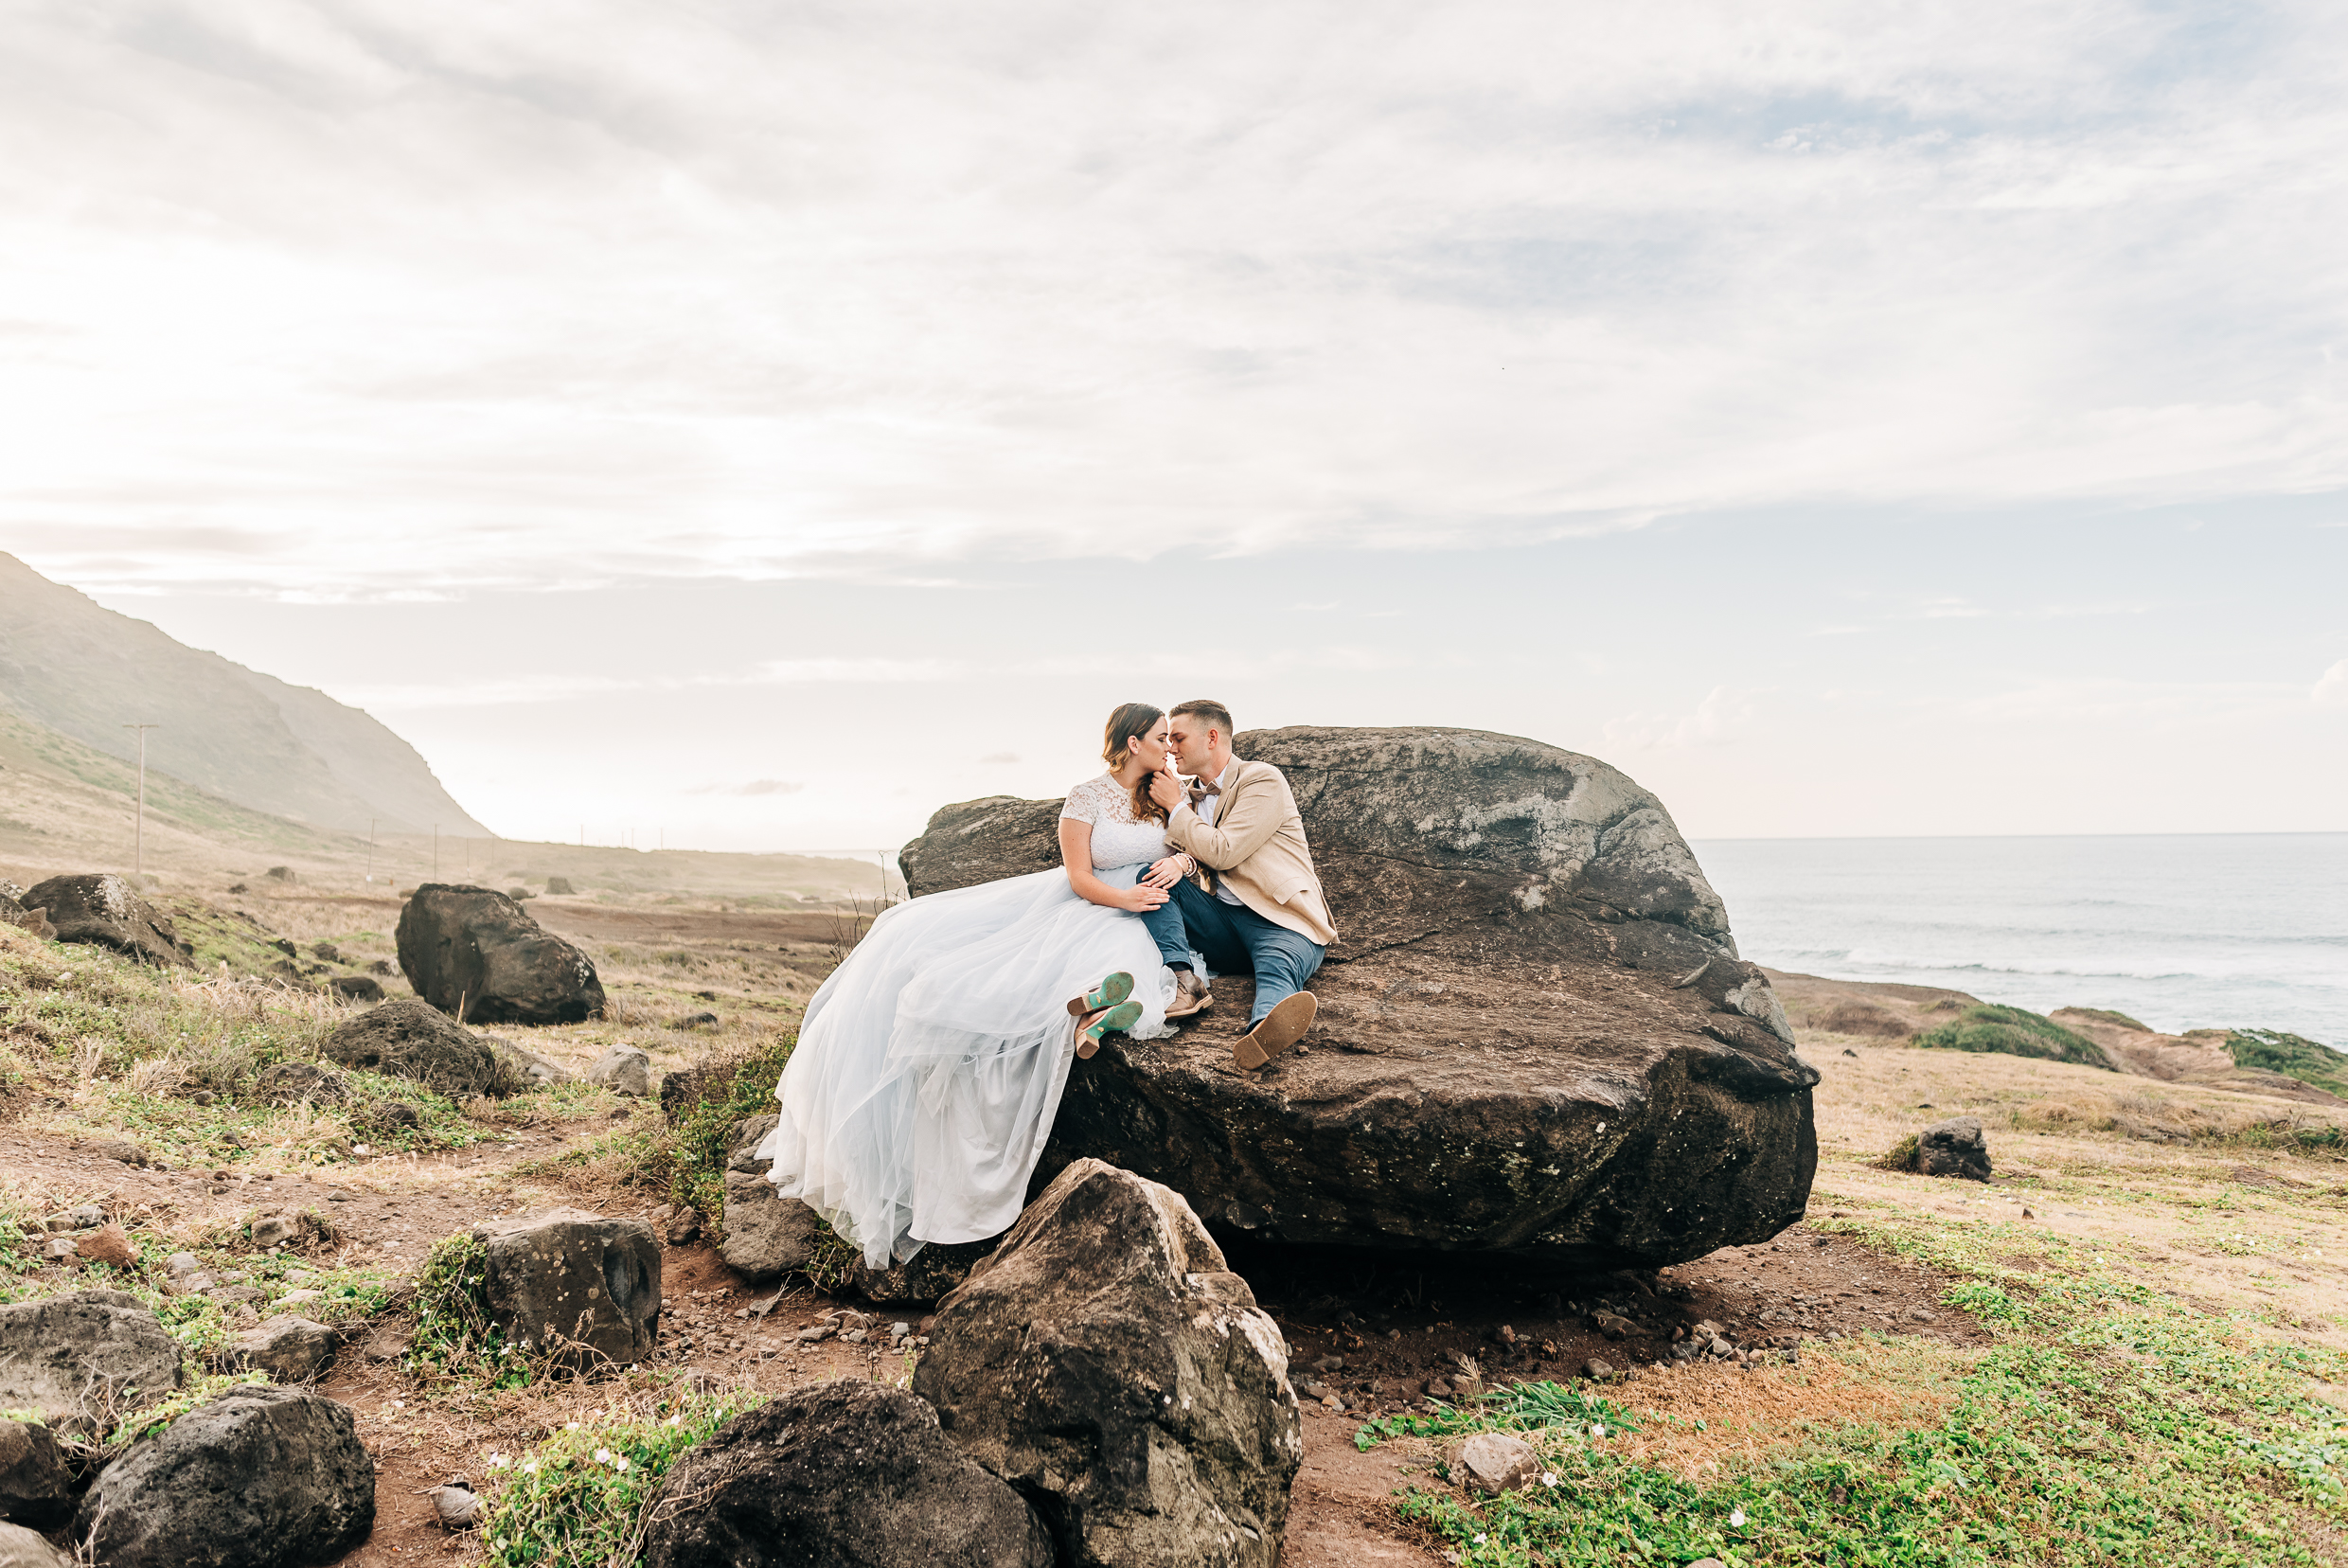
[755,703,1201,1270]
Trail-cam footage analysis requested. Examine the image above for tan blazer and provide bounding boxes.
[1164,757,1339,947]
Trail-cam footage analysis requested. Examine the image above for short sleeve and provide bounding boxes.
[1059,778,1101,825]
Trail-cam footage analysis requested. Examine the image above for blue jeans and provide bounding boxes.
[1139,878,1326,1025]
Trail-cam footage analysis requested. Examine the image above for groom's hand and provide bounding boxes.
[1147,765,1185,814]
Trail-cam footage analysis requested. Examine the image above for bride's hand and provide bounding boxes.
[1141,854,1190,890]
[1114,882,1171,912]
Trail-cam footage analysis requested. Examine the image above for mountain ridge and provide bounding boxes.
[0,553,489,836]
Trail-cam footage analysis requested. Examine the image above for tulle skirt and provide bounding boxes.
[755,867,1178,1268]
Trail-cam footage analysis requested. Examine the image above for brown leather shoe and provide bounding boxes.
[1165,970,1213,1019]
[1234,991,1316,1071]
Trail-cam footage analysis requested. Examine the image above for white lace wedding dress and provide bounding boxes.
[756,774,1180,1269]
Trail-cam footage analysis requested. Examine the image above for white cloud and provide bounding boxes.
[2316,659,2348,705]
[1602,686,1769,751]
[2,1,2345,596]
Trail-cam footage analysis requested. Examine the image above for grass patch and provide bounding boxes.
[408,1231,533,1389]
[2065,1006,2153,1032]
[1916,1005,2115,1071]
[478,1389,766,1567]
[1365,1211,2348,1565]
[2229,1029,2348,1099]
[1357,1379,1638,1452]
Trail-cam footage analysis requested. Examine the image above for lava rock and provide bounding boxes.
[0,1521,72,1567]
[0,887,55,940]
[473,1210,659,1368]
[0,1290,182,1424]
[845,1238,996,1306]
[543,877,576,896]
[0,1417,75,1527]
[487,1036,572,1088]
[74,1383,374,1568]
[903,726,1817,1268]
[640,1380,1053,1568]
[208,1316,333,1381]
[727,1114,780,1172]
[720,1171,822,1284]
[1446,1432,1540,1495]
[1916,1116,1993,1182]
[586,1043,650,1096]
[914,1159,1302,1568]
[328,975,384,1004]
[20,875,189,968]
[395,884,605,1025]
[322,998,513,1097]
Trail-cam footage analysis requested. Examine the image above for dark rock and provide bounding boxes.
[311,942,340,962]
[1915,1116,1993,1182]
[587,1043,650,1096]
[328,975,383,1004]
[265,867,294,882]
[74,1383,374,1568]
[727,1114,779,1172]
[543,877,576,895]
[640,1380,1053,1568]
[0,887,55,940]
[901,726,1816,1268]
[207,1316,333,1381]
[0,1417,75,1527]
[367,958,392,976]
[271,938,297,957]
[675,1010,720,1028]
[846,1238,995,1305]
[321,998,512,1097]
[20,875,189,968]
[395,884,603,1025]
[473,1209,659,1368]
[913,1159,1301,1568]
[0,1290,182,1423]
[254,1062,349,1106]
[720,1171,821,1283]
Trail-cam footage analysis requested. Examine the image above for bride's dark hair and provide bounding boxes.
[1101,703,1169,825]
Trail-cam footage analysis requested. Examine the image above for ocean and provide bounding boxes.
[1692,833,2348,1048]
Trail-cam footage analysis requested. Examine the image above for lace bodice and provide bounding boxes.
[1060,774,1173,870]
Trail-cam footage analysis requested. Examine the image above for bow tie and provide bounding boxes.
[1187,782,1221,803]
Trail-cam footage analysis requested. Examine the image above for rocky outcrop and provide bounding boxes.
[487,1035,573,1089]
[254,1062,349,1105]
[0,885,56,941]
[845,1240,994,1306]
[0,1290,182,1423]
[473,1210,660,1368]
[899,726,1816,1267]
[74,1383,375,1568]
[208,1316,333,1381]
[640,1381,1054,1568]
[587,1043,650,1096]
[914,1160,1301,1568]
[395,883,605,1025]
[19,875,189,968]
[321,999,513,1097]
[0,1417,75,1527]
[1915,1116,1992,1182]
[328,975,384,1004]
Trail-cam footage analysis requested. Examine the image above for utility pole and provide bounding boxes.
[121,724,158,876]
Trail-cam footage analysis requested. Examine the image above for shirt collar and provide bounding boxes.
[1213,757,1238,790]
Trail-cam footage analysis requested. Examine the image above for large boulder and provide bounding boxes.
[19,875,188,968]
[0,1290,182,1423]
[1914,1115,1993,1182]
[73,1383,375,1568]
[473,1210,660,1368]
[640,1380,1054,1568]
[900,727,1817,1267]
[0,1523,71,1568]
[394,883,605,1025]
[913,1159,1302,1568]
[321,998,512,1096]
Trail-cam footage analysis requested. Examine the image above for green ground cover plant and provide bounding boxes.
[2229,1030,2348,1100]
[477,1388,766,1567]
[1914,1005,2114,1071]
[1364,1212,2348,1566]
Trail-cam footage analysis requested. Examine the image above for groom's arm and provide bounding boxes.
[1165,775,1292,870]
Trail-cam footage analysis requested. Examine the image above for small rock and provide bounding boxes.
[587,1044,651,1096]
[1581,1357,1612,1381]
[164,1253,203,1278]
[91,1139,148,1167]
[275,1290,325,1307]
[1444,1432,1540,1495]
[250,1214,302,1249]
[38,1239,74,1263]
[1311,1354,1345,1374]
[210,1316,333,1381]
[0,1291,182,1419]
[361,1328,413,1364]
[1915,1116,1993,1183]
[77,1225,136,1268]
[1590,1310,1635,1341]
[1424,1378,1452,1398]
[1909,1307,1933,1323]
[69,1205,103,1229]
[795,1324,835,1343]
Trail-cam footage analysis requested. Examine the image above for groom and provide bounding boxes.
[1141,700,1337,1071]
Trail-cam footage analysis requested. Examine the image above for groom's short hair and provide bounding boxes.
[1170,699,1235,739]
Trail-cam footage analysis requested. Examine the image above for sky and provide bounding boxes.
[3,0,2344,851]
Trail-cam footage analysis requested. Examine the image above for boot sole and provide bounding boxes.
[1067,971,1136,1017]
[1076,999,1143,1059]
[1235,991,1317,1071]
[1164,991,1213,1019]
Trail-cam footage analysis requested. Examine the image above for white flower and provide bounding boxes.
[1589,1423,1605,1437]
[595,1448,612,1464]
[665,1414,684,1427]
[1731,1507,1747,1527]
[1473,1534,1487,1545]
[521,1459,540,1475]
[567,1421,582,1431]
[614,1455,631,1471]
[1542,1472,1558,1488]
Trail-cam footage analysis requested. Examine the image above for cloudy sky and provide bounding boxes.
[4,0,2344,850]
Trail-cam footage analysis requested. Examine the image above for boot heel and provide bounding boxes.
[1067,971,1136,1017]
